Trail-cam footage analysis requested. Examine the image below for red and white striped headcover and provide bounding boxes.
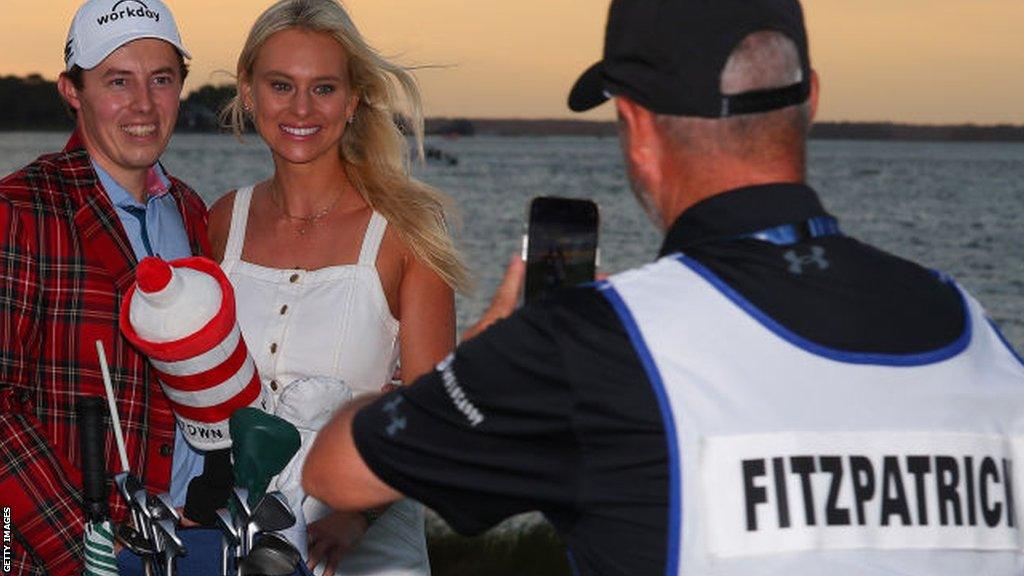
[120,257,268,450]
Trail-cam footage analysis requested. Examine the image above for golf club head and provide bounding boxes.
[114,472,142,504]
[215,509,240,544]
[152,492,181,523]
[215,507,240,576]
[131,487,158,549]
[114,523,156,556]
[232,486,252,518]
[246,491,295,555]
[251,492,296,533]
[154,517,186,555]
[231,486,252,557]
[132,489,152,515]
[153,517,185,576]
[238,532,301,576]
[114,472,144,526]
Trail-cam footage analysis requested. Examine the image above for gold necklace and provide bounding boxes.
[269,183,344,236]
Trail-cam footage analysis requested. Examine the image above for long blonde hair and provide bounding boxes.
[224,0,471,293]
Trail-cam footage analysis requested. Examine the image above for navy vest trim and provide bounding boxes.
[598,281,681,576]
[674,254,973,366]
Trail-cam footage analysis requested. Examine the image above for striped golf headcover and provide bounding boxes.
[120,256,268,450]
[83,521,118,576]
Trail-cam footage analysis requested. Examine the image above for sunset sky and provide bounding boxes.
[0,0,1021,124]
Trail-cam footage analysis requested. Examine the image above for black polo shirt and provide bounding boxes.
[352,183,964,576]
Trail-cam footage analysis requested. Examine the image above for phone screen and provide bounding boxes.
[524,197,599,303]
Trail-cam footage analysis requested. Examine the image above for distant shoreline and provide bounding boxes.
[423,118,1024,142]
[1,75,1021,143]
[6,120,1023,144]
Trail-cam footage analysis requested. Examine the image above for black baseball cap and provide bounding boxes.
[568,0,812,118]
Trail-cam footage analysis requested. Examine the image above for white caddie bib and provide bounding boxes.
[602,254,1024,576]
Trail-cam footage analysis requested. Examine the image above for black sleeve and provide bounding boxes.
[352,296,582,535]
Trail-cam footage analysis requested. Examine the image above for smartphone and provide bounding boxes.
[523,196,600,303]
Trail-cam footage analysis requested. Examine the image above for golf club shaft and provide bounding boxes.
[96,340,130,473]
[97,342,161,571]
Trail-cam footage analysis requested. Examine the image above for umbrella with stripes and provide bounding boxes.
[84,520,119,576]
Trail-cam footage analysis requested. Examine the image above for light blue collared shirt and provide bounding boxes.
[93,161,205,507]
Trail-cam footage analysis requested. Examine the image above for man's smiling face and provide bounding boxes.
[60,38,183,188]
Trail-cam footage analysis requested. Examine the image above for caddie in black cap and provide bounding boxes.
[303,1,1023,575]
[569,0,812,117]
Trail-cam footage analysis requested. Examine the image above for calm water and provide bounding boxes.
[1,132,1022,352]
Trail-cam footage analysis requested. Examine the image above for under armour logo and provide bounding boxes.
[382,395,407,437]
[784,246,829,274]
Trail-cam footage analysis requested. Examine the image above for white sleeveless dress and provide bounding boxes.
[221,185,430,575]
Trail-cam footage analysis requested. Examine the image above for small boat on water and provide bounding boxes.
[425,146,458,166]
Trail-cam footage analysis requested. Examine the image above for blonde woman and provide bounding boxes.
[208,0,470,573]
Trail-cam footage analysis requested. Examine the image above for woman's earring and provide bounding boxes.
[346,115,355,125]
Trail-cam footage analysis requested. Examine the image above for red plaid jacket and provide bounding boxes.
[0,133,209,574]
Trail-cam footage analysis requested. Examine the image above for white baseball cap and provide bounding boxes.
[64,0,191,71]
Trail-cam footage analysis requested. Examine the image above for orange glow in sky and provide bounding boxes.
[0,0,1021,123]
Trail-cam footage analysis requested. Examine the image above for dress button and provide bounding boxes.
[159,443,173,457]
[270,343,278,354]
[289,273,300,283]
[270,380,279,392]
[280,305,288,315]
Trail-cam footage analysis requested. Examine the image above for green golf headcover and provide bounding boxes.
[230,407,301,507]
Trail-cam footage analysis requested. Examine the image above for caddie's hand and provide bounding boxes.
[306,510,369,576]
[460,253,525,342]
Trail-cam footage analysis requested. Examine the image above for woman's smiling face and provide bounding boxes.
[244,28,359,168]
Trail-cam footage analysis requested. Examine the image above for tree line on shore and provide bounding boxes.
[0,74,236,132]
[1,74,1021,142]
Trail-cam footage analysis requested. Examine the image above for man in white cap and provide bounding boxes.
[0,1,215,573]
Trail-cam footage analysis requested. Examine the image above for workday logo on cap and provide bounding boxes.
[64,0,190,71]
[95,0,162,27]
